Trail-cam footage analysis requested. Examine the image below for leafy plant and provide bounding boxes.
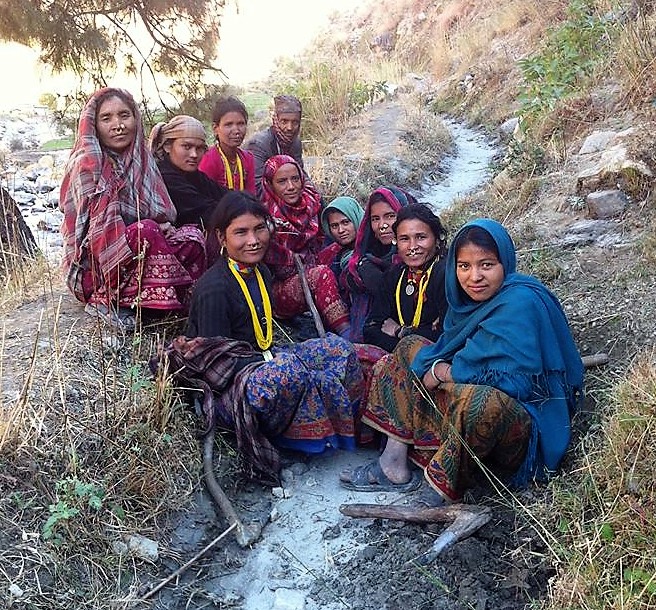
[42,502,80,542]
[497,135,546,177]
[42,478,105,542]
[517,0,617,124]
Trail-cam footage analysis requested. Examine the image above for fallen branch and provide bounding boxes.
[203,431,262,548]
[137,522,237,602]
[293,253,326,338]
[340,502,492,561]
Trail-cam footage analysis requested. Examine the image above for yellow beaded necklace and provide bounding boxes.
[228,258,273,351]
[218,146,244,190]
[395,259,436,328]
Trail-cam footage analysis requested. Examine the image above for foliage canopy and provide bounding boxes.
[0,1,226,104]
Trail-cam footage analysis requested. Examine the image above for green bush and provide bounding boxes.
[518,0,618,123]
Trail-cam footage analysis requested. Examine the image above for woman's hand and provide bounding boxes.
[422,370,440,390]
[422,361,452,390]
[382,317,401,337]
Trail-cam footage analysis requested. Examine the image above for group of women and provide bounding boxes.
[60,87,584,503]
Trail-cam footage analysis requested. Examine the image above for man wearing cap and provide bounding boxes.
[246,94,306,197]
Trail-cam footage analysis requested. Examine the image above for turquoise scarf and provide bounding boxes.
[320,196,364,270]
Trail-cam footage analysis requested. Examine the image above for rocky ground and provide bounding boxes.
[2,74,654,609]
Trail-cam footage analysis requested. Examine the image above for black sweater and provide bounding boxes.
[186,259,273,361]
[158,156,228,228]
[363,258,447,352]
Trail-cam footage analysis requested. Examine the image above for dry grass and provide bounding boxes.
[0,262,205,608]
[3,0,656,606]
[615,11,656,109]
[428,1,565,117]
[538,355,656,610]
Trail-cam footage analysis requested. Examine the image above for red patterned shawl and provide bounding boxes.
[59,87,177,301]
[261,154,323,273]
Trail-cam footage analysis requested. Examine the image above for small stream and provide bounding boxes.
[413,117,499,211]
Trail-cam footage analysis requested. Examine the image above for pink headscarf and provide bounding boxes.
[345,186,414,290]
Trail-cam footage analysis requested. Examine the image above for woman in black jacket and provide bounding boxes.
[363,203,448,352]
[149,114,228,230]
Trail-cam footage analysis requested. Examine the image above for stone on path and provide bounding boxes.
[586,189,628,219]
[272,587,306,610]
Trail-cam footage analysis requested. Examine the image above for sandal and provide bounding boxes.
[339,461,422,493]
[85,302,136,331]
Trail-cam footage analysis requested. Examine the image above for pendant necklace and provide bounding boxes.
[395,260,437,328]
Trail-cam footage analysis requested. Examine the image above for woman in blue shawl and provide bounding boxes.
[340,218,584,503]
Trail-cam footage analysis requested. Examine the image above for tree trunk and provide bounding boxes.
[0,186,40,276]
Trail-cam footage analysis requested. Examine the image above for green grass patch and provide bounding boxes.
[40,137,73,151]
[240,91,271,117]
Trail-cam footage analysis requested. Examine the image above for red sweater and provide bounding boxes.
[199,146,256,195]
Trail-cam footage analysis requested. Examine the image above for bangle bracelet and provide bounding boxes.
[430,360,444,385]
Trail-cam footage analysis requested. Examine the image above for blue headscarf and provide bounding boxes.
[411,218,584,486]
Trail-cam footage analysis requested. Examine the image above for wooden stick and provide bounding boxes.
[137,522,237,602]
[293,253,326,338]
[581,353,609,368]
[339,502,489,524]
[340,502,492,560]
[203,431,262,548]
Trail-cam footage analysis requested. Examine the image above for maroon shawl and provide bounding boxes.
[164,335,280,485]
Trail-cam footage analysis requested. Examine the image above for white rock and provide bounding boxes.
[499,117,519,137]
[126,534,159,562]
[272,587,306,610]
[112,540,129,555]
[12,191,36,204]
[272,487,285,498]
[578,130,618,155]
[38,155,55,168]
[9,583,24,598]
